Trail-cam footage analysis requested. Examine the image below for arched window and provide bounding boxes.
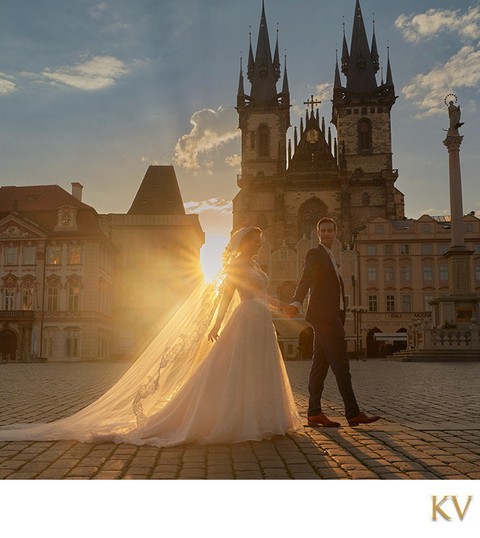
[358,118,372,152]
[297,198,328,240]
[258,124,270,157]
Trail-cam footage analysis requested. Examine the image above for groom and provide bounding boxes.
[285,217,380,428]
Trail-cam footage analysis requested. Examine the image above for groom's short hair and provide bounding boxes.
[317,217,337,232]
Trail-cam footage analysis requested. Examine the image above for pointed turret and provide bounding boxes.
[273,27,281,81]
[385,48,394,87]
[237,57,246,109]
[247,31,254,81]
[345,0,378,93]
[249,1,278,103]
[371,19,380,73]
[334,55,342,90]
[341,24,349,75]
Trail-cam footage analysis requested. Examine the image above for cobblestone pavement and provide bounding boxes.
[0,359,479,480]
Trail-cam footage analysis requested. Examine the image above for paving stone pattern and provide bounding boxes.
[0,359,479,480]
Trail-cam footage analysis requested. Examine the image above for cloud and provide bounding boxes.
[88,2,109,20]
[225,154,241,169]
[173,106,240,171]
[395,7,480,43]
[41,55,129,91]
[184,198,233,214]
[0,74,16,95]
[402,45,480,117]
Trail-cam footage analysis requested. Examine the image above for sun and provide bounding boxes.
[200,234,230,282]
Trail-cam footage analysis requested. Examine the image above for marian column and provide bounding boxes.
[434,96,478,326]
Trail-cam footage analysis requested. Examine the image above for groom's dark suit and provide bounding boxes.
[292,244,360,419]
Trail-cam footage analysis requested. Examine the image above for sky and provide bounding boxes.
[0,0,479,270]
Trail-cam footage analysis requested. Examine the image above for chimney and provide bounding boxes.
[71,182,83,201]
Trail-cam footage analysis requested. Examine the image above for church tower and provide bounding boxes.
[332,0,405,234]
[233,1,290,242]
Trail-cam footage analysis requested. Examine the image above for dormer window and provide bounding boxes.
[55,207,78,231]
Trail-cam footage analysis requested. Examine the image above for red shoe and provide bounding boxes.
[308,413,341,428]
[347,412,380,427]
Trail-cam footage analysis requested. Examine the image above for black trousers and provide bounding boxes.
[308,313,360,419]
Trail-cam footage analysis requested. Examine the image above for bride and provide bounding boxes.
[0,227,303,447]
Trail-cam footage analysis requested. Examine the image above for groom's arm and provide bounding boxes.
[291,248,320,305]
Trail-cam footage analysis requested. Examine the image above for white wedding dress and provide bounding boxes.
[0,259,303,447]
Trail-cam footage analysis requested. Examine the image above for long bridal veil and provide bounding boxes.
[0,246,240,443]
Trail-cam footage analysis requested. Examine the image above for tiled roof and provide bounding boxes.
[128,166,186,215]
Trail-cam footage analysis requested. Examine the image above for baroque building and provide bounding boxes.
[0,166,204,361]
[232,1,479,359]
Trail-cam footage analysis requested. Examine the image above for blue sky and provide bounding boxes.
[0,0,479,246]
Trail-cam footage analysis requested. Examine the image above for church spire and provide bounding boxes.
[341,21,349,75]
[371,17,380,74]
[385,46,394,86]
[248,0,278,103]
[334,50,342,91]
[273,25,281,81]
[345,0,378,93]
[237,57,245,109]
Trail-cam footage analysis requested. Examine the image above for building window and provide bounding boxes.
[4,288,15,310]
[424,295,433,312]
[476,265,480,281]
[68,246,81,265]
[386,294,396,312]
[358,118,372,151]
[66,330,79,357]
[423,265,433,281]
[439,265,448,281]
[384,244,394,255]
[439,243,449,255]
[421,223,431,233]
[47,288,59,311]
[68,287,80,312]
[367,244,377,256]
[367,266,378,281]
[475,244,480,254]
[22,245,36,265]
[22,288,33,310]
[422,243,433,255]
[249,131,255,149]
[401,265,411,282]
[47,246,62,265]
[384,265,395,282]
[400,244,410,255]
[402,295,412,312]
[4,246,17,265]
[375,225,384,234]
[368,295,378,312]
[258,124,270,157]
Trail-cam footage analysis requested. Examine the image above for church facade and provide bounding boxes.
[232,1,479,359]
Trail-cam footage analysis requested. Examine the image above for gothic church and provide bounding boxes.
[233,0,405,309]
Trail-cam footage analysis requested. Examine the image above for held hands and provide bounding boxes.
[208,322,221,342]
[283,304,299,318]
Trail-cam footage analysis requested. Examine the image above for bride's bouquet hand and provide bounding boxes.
[208,322,221,342]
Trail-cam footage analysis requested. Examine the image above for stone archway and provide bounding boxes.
[393,327,408,354]
[366,327,383,358]
[0,329,17,359]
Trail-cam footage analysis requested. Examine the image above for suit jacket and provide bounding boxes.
[292,245,346,325]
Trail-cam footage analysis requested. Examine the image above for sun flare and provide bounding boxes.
[200,234,230,282]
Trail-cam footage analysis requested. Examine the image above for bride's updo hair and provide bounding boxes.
[229,226,262,253]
